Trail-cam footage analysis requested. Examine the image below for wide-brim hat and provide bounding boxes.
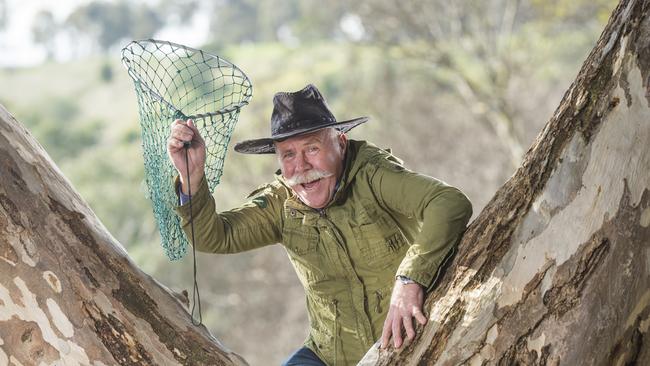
[234,84,369,154]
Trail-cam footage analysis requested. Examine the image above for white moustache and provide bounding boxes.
[286,169,334,187]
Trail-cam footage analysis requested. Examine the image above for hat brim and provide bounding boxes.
[233,116,369,154]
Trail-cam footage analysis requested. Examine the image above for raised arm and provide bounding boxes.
[174,177,285,254]
[167,118,285,253]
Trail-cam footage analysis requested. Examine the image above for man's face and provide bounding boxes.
[275,128,347,209]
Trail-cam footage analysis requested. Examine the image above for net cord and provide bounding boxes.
[184,146,202,325]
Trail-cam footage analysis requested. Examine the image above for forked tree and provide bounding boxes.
[1,0,649,364]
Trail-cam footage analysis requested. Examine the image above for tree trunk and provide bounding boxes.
[0,110,247,363]
[360,0,650,364]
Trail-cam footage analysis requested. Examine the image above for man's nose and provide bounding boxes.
[295,152,312,172]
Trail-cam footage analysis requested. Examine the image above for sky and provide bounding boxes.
[0,0,87,66]
[0,0,211,67]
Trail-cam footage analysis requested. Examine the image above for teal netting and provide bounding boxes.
[121,39,253,260]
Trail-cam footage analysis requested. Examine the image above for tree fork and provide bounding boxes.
[1,0,649,364]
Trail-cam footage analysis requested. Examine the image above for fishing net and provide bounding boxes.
[121,39,253,260]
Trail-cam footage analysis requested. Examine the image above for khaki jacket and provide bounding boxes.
[175,140,472,365]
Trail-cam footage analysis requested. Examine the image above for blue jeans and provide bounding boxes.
[282,347,326,366]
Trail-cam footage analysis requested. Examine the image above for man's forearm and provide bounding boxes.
[395,187,472,288]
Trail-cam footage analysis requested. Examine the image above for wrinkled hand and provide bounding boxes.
[380,280,427,349]
[167,119,206,195]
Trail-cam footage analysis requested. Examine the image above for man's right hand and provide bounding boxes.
[167,119,206,195]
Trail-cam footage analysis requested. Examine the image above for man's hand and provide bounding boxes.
[380,280,427,349]
[167,119,206,195]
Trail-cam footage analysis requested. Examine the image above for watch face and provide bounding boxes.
[397,276,413,284]
[398,276,414,284]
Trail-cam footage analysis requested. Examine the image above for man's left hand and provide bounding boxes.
[380,279,427,349]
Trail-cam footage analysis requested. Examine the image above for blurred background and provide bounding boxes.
[0,0,617,364]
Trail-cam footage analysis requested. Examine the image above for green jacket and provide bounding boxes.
[174,140,472,365]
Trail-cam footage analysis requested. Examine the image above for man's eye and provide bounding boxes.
[307,146,319,154]
[283,152,294,159]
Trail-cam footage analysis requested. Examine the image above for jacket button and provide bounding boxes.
[290,209,296,217]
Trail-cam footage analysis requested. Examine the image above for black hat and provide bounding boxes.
[234,84,368,154]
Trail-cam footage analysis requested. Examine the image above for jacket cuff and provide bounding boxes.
[173,175,210,219]
[396,253,441,289]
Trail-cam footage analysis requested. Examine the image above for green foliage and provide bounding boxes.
[60,141,159,252]
[288,0,348,41]
[99,62,113,82]
[20,98,102,161]
[65,1,164,50]
[119,126,140,144]
[530,0,618,24]
[158,0,200,21]
[31,10,57,60]
[0,0,6,31]
[209,0,349,45]
[211,0,261,43]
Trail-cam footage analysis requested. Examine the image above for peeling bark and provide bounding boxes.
[0,106,245,364]
[360,0,650,364]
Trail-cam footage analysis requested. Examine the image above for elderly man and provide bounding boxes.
[167,84,472,365]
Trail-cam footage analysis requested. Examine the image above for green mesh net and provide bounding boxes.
[121,39,253,260]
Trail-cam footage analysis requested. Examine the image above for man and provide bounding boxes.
[167,84,472,365]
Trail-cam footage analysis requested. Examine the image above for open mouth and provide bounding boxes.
[301,178,322,191]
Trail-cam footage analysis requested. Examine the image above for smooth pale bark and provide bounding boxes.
[360,0,650,364]
[0,108,246,364]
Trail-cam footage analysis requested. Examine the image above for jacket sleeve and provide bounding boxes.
[173,176,285,254]
[371,163,472,288]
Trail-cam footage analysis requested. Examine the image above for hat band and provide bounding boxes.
[272,116,336,137]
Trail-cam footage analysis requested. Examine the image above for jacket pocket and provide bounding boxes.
[283,227,317,255]
[283,228,327,287]
[353,221,407,269]
[352,199,409,269]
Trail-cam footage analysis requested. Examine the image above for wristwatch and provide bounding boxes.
[396,275,417,285]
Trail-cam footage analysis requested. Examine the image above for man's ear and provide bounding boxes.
[338,132,348,151]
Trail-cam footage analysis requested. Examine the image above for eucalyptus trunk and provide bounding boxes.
[0,108,245,364]
[360,0,650,364]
